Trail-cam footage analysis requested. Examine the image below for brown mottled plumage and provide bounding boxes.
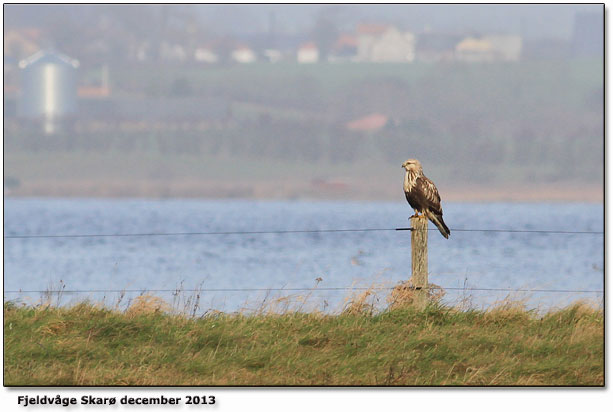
[402,159,450,239]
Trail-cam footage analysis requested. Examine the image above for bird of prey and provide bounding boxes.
[402,159,450,239]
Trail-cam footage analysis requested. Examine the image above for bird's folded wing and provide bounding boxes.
[416,176,443,215]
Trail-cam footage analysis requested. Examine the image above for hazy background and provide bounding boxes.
[4,4,604,201]
[3,4,605,313]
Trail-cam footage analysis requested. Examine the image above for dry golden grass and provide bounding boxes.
[387,282,445,310]
[4,294,603,386]
[125,294,172,317]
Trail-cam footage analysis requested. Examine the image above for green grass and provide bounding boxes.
[4,297,603,386]
[3,151,356,182]
[5,59,603,196]
[112,60,602,103]
[113,62,436,97]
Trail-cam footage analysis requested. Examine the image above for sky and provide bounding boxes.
[193,4,601,39]
[4,3,603,39]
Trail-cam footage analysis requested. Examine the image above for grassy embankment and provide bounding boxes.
[4,294,603,386]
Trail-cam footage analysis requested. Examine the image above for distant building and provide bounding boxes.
[297,42,319,63]
[456,35,521,62]
[416,33,461,62]
[357,23,390,37]
[231,45,256,63]
[330,33,358,61]
[4,28,42,60]
[356,24,415,63]
[78,65,110,98]
[346,113,389,132]
[194,47,219,63]
[455,36,495,62]
[18,50,79,134]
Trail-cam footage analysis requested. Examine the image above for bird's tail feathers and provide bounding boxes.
[428,212,450,239]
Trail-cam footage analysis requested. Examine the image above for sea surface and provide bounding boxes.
[3,198,604,313]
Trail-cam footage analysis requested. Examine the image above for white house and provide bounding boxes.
[297,42,319,63]
[231,46,256,64]
[356,24,416,62]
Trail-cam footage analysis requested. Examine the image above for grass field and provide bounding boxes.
[3,151,603,201]
[4,296,603,386]
[5,59,603,199]
[113,60,602,105]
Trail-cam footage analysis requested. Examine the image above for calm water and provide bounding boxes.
[3,198,604,312]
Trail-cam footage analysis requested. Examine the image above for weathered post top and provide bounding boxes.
[410,216,428,309]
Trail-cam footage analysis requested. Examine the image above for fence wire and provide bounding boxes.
[3,227,605,239]
[3,286,604,294]
[4,224,604,298]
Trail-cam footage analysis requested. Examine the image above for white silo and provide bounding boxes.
[18,50,79,134]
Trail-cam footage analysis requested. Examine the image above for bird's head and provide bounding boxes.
[402,158,422,173]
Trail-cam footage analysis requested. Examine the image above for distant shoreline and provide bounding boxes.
[4,180,603,203]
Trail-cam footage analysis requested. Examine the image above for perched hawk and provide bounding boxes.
[402,159,450,239]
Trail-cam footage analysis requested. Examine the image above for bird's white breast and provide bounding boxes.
[404,170,417,192]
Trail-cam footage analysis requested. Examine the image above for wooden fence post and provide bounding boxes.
[410,216,428,309]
